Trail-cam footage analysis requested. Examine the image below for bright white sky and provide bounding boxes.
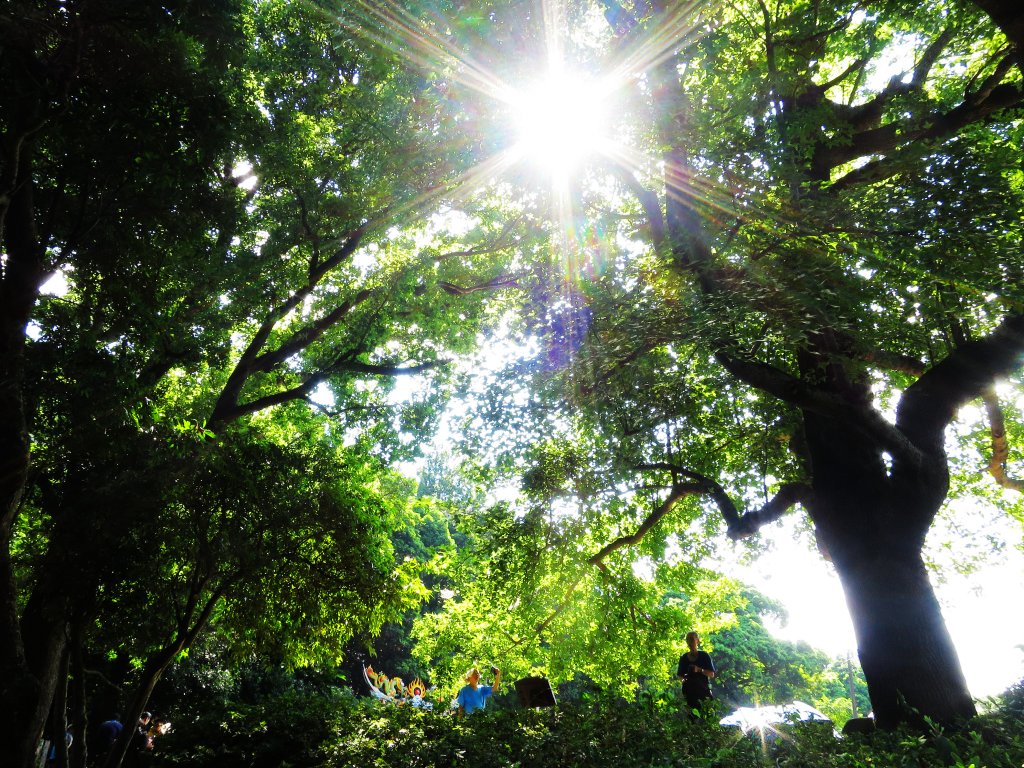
[730,513,1024,699]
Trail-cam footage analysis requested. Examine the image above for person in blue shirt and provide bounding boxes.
[456,665,502,716]
[97,715,123,753]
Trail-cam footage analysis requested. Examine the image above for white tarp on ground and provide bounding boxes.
[719,701,832,732]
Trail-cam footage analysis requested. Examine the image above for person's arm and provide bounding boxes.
[697,652,716,680]
[491,666,502,692]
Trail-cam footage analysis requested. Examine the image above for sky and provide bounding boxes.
[730,513,1024,700]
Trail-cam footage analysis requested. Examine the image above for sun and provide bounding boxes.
[508,67,612,177]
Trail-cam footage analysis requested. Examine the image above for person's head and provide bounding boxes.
[139,712,151,726]
[465,667,482,686]
[686,631,700,651]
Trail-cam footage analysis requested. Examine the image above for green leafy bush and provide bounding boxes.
[152,678,1024,768]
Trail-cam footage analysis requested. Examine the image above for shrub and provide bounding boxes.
[150,681,1024,768]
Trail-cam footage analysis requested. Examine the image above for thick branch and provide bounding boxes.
[983,388,1024,492]
[898,312,1024,452]
[209,228,367,424]
[965,51,1017,105]
[609,163,665,247]
[249,289,374,374]
[635,462,814,540]
[814,57,870,97]
[828,82,1024,191]
[911,26,958,87]
[215,359,447,423]
[715,351,926,466]
[861,349,927,376]
[972,0,1024,72]
[826,27,955,136]
[588,482,708,571]
[725,482,816,539]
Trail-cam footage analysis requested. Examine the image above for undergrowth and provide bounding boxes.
[152,682,1024,768]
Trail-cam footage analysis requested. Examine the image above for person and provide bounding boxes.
[45,729,73,766]
[97,714,123,754]
[455,665,502,716]
[136,712,154,750]
[676,631,716,715]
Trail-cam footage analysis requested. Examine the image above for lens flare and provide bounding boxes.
[509,69,612,177]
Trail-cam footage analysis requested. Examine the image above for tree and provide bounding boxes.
[565,0,1022,727]
[419,0,1024,729]
[2,0,524,764]
[610,0,1022,727]
[2,3,253,762]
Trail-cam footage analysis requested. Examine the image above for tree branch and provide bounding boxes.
[635,462,814,540]
[971,0,1024,73]
[216,359,448,423]
[982,388,1024,492]
[715,351,927,466]
[828,82,1024,191]
[965,49,1017,105]
[588,482,708,571]
[439,274,519,295]
[431,215,524,263]
[534,479,703,636]
[820,57,868,91]
[898,312,1024,453]
[249,288,375,374]
[861,349,927,376]
[724,482,816,539]
[608,163,665,247]
[209,227,367,424]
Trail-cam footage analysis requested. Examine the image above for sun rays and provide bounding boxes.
[324,0,711,200]
[310,0,820,345]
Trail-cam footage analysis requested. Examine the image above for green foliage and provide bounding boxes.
[149,676,1024,768]
[6,0,1024,754]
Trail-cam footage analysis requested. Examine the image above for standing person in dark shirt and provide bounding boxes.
[677,631,716,716]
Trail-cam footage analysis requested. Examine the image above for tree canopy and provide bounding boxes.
[2,0,1023,764]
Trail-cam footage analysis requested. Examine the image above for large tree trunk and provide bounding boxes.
[803,403,976,728]
[50,648,70,768]
[69,622,88,768]
[833,543,975,727]
[1,134,60,768]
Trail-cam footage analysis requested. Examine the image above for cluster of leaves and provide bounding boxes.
[149,670,1024,768]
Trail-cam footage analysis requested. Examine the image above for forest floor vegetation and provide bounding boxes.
[150,677,1024,768]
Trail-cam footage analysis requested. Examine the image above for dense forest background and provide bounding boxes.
[2,0,1023,766]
